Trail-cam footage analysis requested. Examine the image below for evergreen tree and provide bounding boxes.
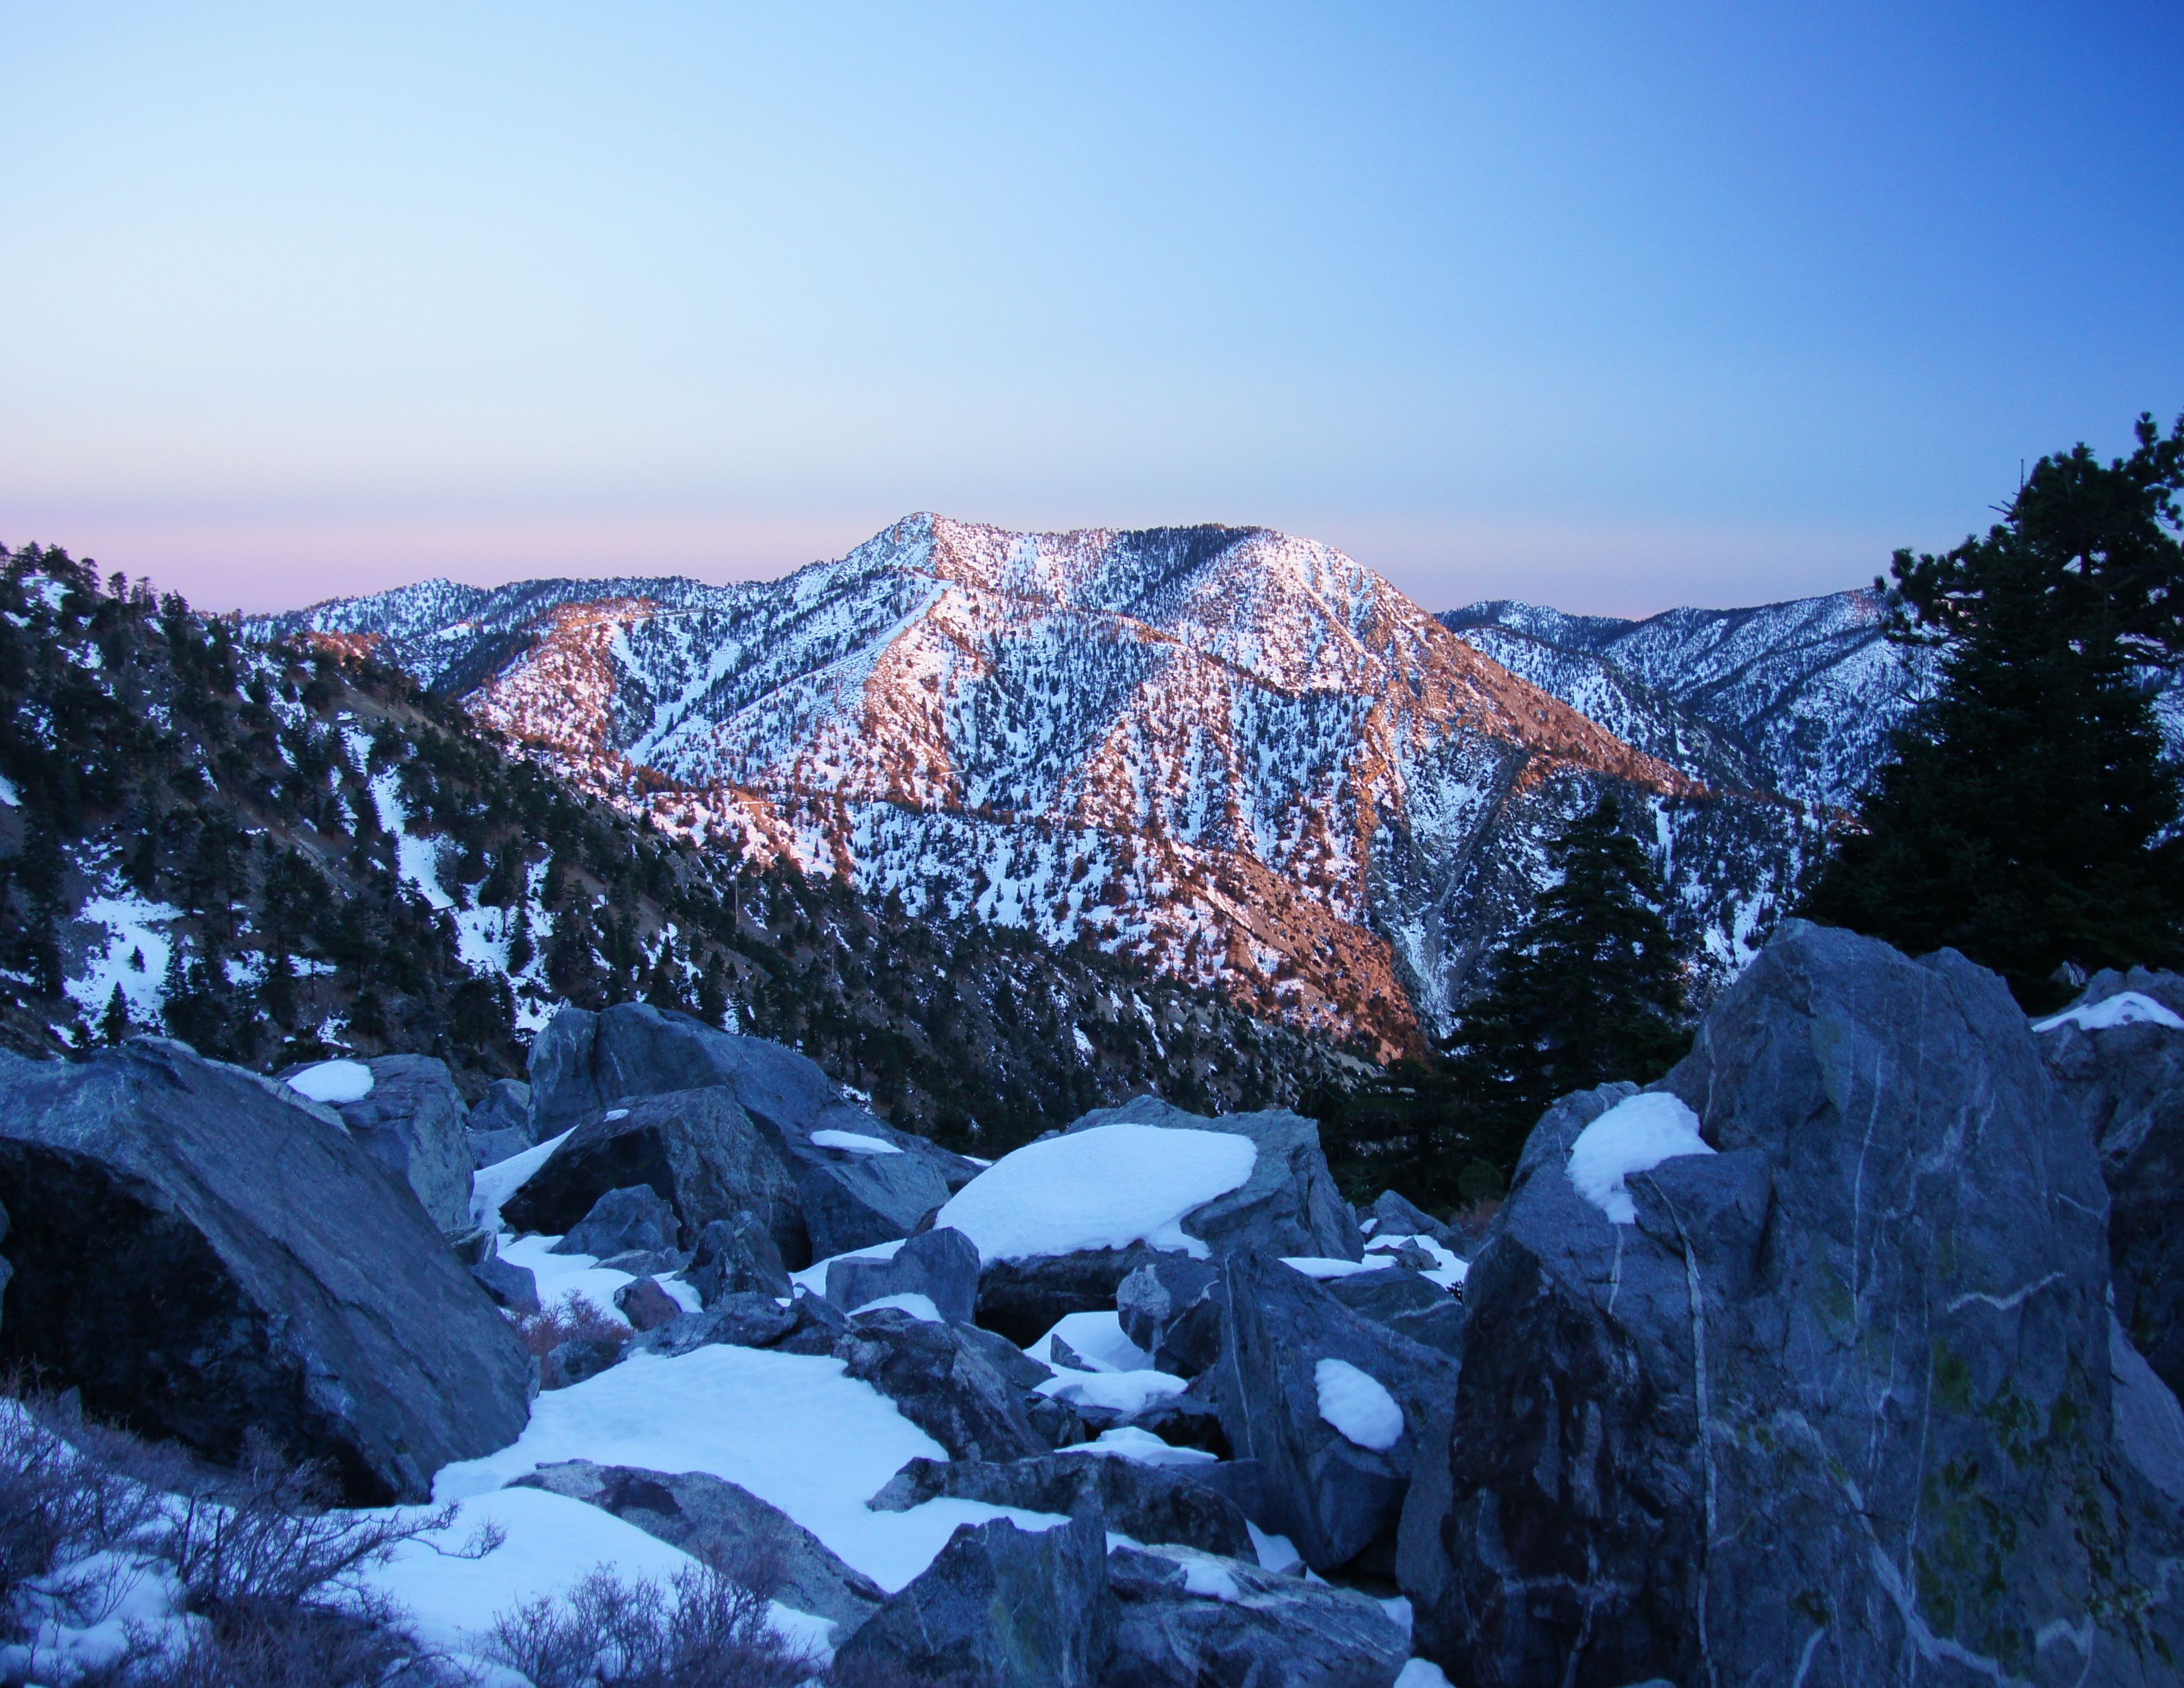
[1802,413,2184,1005]
[101,984,132,1044]
[505,906,535,974]
[1446,794,1691,1188]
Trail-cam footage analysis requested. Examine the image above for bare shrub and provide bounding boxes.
[490,1557,816,1688]
[78,1598,454,1688]
[514,1290,633,1387]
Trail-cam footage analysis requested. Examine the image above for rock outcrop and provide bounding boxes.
[1408,922,2184,1687]
[829,1509,1113,1688]
[311,1053,475,1234]
[870,1451,1254,1558]
[2037,967,2184,1400]
[0,1039,532,1504]
[827,1226,981,1323]
[834,1305,1048,1464]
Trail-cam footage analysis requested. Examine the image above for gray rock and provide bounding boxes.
[528,1004,979,1258]
[0,1039,532,1503]
[634,1291,799,1356]
[2113,1313,2184,1512]
[772,1286,854,1356]
[1319,1266,1465,1359]
[686,1211,792,1305]
[546,1335,622,1388]
[512,1458,884,1633]
[451,1228,540,1315]
[1212,1250,1457,1575]
[595,1248,682,1276]
[1066,1095,1363,1260]
[466,1125,531,1168]
[309,1053,474,1234]
[829,1509,1113,1688]
[1124,1392,1230,1459]
[1365,1188,1457,1248]
[870,1452,1253,1558]
[612,1277,683,1333]
[1103,1544,1410,1688]
[829,1225,980,1323]
[502,1085,803,1263]
[1116,1255,1224,1377]
[978,1246,1167,1348]
[551,1184,678,1260]
[2038,967,2184,1399]
[1411,922,2184,1687]
[467,1078,533,1143]
[834,1306,1048,1463]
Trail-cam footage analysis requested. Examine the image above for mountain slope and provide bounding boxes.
[0,545,1364,1150]
[263,516,1817,1043]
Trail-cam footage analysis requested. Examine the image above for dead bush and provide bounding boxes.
[490,1558,816,1688]
[514,1290,633,1387]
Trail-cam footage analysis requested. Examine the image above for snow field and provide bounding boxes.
[934,1121,1256,1263]
[1565,1092,1714,1225]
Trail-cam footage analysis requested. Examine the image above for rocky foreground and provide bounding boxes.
[3,921,2183,1685]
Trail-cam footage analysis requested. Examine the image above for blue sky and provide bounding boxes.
[4,3,2179,615]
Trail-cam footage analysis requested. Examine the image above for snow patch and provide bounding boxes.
[1027,1311,1152,1373]
[811,1129,903,1155]
[2035,992,2184,1035]
[1281,1256,1378,1279]
[850,1292,943,1322]
[287,1059,375,1103]
[1057,1427,1217,1467]
[1314,1358,1404,1451]
[471,1129,575,1231]
[1566,1092,1714,1225]
[935,1122,1255,1263]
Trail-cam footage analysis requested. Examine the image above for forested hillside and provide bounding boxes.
[0,544,1365,1153]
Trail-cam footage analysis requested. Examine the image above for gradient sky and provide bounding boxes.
[5,3,2181,617]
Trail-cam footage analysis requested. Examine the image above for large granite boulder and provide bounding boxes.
[686,1211,792,1305]
[511,1459,884,1634]
[833,1305,1048,1463]
[1364,1188,1457,1250]
[2036,967,2184,1399]
[500,1086,803,1262]
[529,1004,978,1258]
[1319,1266,1465,1360]
[1409,922,2184,1687]
[829,1509,1114,1687]
[870,1451,1254,1558]
[1211,1250,1457,1575]
[288,1053,473,1234]
[1116,1254,1224,1378]
[1103,1544,1410,1688]
[0,1040,532,1503]
[551,1184,678,1263]
[1065,1096,1362,1261]
[465,1077,533,1166]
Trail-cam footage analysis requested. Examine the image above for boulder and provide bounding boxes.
[547,1335,623,1388]
[634,1291,799,1357]
[502,1086,803,1263]
[978,1246,1167,1348]
[512,1458,885,1634]
[469,1078,533,1141]
[2037,967,2184,1399]
[1116,1255,1224,1377]
[686,1212,792,1305]
[2111,1314,2184,1512]
[0,1039,532,1503]
[612,1277,683,1333]
[529,1005,978,1259]
[1212,1250,1457,1575]
[829,1225,980,1323]
[1318,1267,1465,1360]
[1066,1096,1362,1260]
[1364,1188,1457,1250]
[450,1227,539,1315]
[552,1184,679,1262]
[833,1306,1048,1463]
[1410,922,2184,1687]
[870,1452,1253,1558]
[1103,1544,1410,1688]
[301,1053,473,1234]
[829,1509,1114,1688]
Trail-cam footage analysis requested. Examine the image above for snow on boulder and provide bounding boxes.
[1064,1096,1364,1261]
[0,1039,531,1504]
[1564,1091,1714,1225]
[286,1058,375,1103]
[1314,1358,1405,1452]
[2035,991,2184,1035]
[936,1123,1256,1265]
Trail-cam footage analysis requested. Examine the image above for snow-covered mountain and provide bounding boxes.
[1439,590,1929,808]
[257,516,1821,1049]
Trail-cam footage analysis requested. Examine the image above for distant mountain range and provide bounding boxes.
[256,516,1916,1051]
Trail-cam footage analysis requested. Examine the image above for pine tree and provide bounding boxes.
[1446,794,1691,1188]
[1802,413,2184,1005]
[101,984,132,1044]
[505,906,535,974]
